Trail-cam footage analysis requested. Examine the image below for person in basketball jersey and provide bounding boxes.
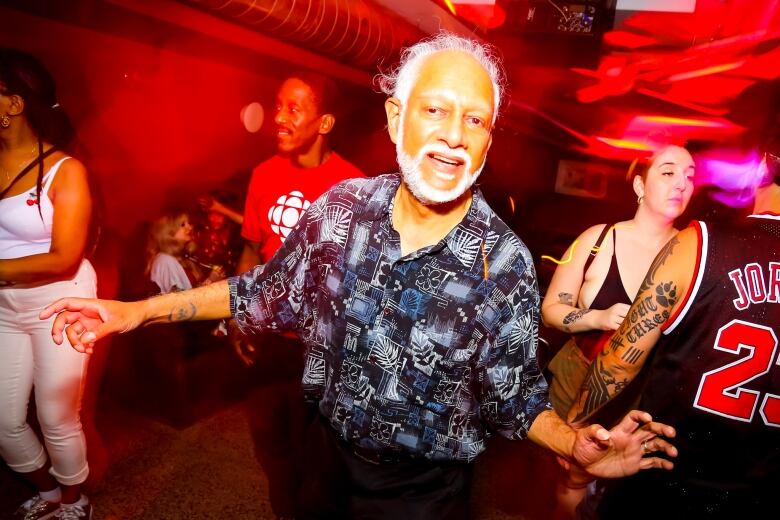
[568,143,780,518]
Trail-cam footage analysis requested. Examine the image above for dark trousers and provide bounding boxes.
[297,416,473,520]
[247,333,312,518]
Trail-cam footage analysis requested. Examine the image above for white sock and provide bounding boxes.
[39,488,61,503]
[62,494,88,507]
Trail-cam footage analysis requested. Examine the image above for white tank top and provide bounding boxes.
[0,157,70,260]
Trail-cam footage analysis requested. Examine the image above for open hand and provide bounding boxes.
[572,410,677,479]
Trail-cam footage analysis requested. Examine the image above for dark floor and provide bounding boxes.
[0,329,559,520]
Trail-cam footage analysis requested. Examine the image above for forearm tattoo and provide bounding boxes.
[168,302,197,322]
[562,308,591,331]
[558,292,574,306]
[572,237,681,421]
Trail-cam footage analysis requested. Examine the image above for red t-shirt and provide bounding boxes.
[241,152,365,262]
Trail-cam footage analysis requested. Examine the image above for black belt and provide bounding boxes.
[349,442,412,465]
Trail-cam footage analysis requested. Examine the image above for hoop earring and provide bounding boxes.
[0,115,10,129]
[637,195,644,204]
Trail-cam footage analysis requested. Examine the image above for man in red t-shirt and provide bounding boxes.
[234,72,364,520]
[237,73,365,271]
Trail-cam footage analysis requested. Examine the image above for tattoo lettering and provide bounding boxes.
[607,334,625,354]
[168,302,197,322]
[558,292,574,306]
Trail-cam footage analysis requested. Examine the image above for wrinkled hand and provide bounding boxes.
[39,298,142,354]
[227,319,255,366]
[572,410,677,479]
[595,303,630,331]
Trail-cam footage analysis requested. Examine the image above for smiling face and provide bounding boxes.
[386,50,495,205]
[273,78,326,156]
[635,145,695,220]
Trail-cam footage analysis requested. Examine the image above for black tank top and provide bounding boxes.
[577,225,632,361]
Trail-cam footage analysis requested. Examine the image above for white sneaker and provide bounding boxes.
[54,502,92,520]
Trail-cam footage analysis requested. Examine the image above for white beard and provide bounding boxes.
[395,120,485,205]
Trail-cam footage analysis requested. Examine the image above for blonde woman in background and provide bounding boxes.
[145,211,223,294]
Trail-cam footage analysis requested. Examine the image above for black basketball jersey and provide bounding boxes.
[598,215,780,518]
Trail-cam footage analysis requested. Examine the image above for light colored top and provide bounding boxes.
[0,157,70,260]
[150,252,191,293]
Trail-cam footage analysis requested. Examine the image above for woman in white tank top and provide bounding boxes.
[0,49,96,519]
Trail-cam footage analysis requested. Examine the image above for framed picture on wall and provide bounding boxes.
[555,160,609,199]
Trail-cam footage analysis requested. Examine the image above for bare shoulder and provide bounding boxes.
[52,155,88,182]
[49,155,89,198]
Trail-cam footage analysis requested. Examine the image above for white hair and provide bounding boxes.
[377,32,505,124]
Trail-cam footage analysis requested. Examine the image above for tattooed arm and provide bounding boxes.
[39,280,232,353]
[542,224,627,333]
[568,228,699,425]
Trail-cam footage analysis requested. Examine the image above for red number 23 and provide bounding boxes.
[694,319,780,427]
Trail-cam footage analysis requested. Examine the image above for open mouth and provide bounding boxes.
[277,127,293,138]
[426,152,466,181]
[428,152,464,167]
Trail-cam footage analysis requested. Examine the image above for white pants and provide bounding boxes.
[0,260,96,485]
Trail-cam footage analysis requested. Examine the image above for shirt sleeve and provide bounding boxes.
[150,254,192,294]
[229,198,318,335]
[475,261,552,440]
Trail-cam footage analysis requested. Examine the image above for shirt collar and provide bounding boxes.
[362,173,495,267]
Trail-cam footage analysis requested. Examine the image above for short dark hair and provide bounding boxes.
[285,71,339,116]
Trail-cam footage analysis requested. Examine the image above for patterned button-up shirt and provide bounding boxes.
[229,174,551,462]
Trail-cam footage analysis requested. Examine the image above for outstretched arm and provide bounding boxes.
[40,280,231,353]
[568,227,699,425]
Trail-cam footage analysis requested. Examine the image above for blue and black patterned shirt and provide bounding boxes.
[229,174,551,462]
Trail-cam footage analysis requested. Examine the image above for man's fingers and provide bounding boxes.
[615,410,654,435]
[40,298,109,322]
[643,437,678,459]
[639,456,675,471]
[51,311,86,345]
[65,323,89,353]
[641,420,676,440]
[584,423,611,447]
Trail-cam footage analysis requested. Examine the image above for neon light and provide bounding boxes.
[443,0,457,15]
[508,196,515,214]
[637,116,732,128]
[542,225,634,265]
[542,240,579,265]
[596,137,654,151]
[668,61,746,82]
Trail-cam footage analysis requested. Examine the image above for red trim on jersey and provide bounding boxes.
[661,221,703,332]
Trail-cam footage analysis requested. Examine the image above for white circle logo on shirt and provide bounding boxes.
[268,190,312,240]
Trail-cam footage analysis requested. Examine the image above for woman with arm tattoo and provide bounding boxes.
[540,144,695,519]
